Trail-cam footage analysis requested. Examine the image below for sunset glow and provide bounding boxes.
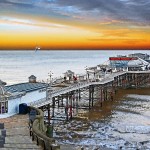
[0,0,150,50]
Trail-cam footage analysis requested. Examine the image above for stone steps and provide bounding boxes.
[0,148,41,150]
[0,136,5,148]
[4,122,28,129]
[0,123,6,148]
[4,143,42,149]
[0,115,42,150]
[6,127,29,136]
[5,135,36,144]
[0,123,4,129]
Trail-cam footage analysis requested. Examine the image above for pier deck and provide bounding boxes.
[29,70,150,120]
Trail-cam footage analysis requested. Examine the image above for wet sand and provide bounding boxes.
[53,88,150,150]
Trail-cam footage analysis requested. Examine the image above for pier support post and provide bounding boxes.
[103,87,106,101]
[70,93,73,119]
[110,82,114,101]
[106,86,108,101]
[52,97,55,117]
[91,86,94,107]
[135,74,138,88]
[61,95,63,106]
[48,104,50,125]
[79,89,81,101]
[100,87,103,107]
[76,89,79,114]
[72,92,75,108]
[116,76,119,87]
[89,86,92,109]
[57,96,60,108]
[65,93,69,121]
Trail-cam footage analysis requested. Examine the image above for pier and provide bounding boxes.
[28,70,150,122]
[26,53,150,149]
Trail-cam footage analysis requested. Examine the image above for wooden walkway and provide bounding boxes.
[28,71,126,108]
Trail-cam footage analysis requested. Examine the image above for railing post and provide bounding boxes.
[43,141,46,150]
[36,136,39,145]
[32,133,34,141]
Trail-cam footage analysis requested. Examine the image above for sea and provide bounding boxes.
[0,50,150,150]
[0,50,149,85]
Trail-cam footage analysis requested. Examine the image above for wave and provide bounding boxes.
[126,94,150,101]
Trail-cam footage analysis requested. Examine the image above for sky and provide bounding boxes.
[0,0,150,50]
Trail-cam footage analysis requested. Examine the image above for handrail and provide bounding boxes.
[28,106,60,150]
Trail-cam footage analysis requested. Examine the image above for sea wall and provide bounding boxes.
[28,106,60,150]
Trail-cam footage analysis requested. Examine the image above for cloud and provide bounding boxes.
[0,16,71,29]
[0,0,35,8]
[0,0,150,26]
[53,0,150,23]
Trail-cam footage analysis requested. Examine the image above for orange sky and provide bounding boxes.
[0,0,150,50]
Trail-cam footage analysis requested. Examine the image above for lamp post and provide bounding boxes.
[85,66,89,81]
[46,71,54,137]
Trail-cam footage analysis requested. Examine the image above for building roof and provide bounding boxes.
[29,75,36,79]
[0,80,6,85]
[87,66,97,70]
[109,57,137,61]
[128,58,149,67]
[0,86,6,95]
[129,53,149,56]
[128,53,150,60]
[5,82,48,93]
[64,70,74,74]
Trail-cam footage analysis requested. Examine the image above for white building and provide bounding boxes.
[63,70,75,82]
[86,65,109,81]
[0,76,48,118]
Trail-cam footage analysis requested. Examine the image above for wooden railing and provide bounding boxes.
[28,106,60,150]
